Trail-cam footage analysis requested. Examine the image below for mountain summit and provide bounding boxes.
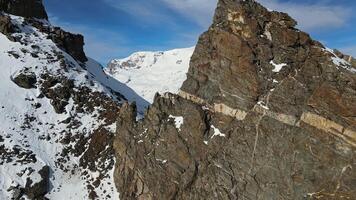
[114,0,356,199]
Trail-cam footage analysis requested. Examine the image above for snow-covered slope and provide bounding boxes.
[0,14,127,199]
[106,47,195,103]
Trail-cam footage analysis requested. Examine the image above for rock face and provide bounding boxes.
[114,0,356,199]
[24,18,88,63]
[0,14,16,40]
[47,26,87,63]
[0,0,48,19]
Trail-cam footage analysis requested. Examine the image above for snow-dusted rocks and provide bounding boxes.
[0,11,126,200]
[169,115,184,131]
[106,47,194,103]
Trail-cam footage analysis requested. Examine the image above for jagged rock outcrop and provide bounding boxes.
[0,0,48,19]
[24,18,88,63]
[114,0,356,199]
[45,26,87,63]
[0,0,87,63]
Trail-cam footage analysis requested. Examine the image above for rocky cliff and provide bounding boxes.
[0,0,48,19]
[113,0,356,199]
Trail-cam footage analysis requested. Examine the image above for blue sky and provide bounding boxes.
[44,0,356,64]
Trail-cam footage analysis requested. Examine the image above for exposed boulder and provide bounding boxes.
[24,166,50,199]
[114,0,356,199]
[0,0,48,19]
[7,166,52,200]
[12,71,37,89]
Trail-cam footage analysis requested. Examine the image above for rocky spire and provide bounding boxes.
[0,0,48,19]
[180,0,314,113]
[113,0,356,199]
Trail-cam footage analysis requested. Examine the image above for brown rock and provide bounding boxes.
[113,0,356,199]
[0,14,16,41]
[12,72,37,89]
[308,83,356,126]
[48,27,88,62]
[26,19,88,63]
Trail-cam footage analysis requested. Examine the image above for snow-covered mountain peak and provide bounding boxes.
[106,47,195,103]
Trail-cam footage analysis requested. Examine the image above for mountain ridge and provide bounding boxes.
[0,0,355,199]
[0,1,141,199]
[106,47,194,103]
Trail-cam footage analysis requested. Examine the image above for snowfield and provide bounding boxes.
[106,47,195,103]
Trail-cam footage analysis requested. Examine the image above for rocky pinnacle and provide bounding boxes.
[114,0,356,199]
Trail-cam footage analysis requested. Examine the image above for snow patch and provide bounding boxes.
[257,101,269,110]
[331,56,349,66]
[156,159,168,164]
[270,60,288,72]
[211,125,226,138]
[169,115,184,131]
[264,30,272,41]
[323,47,355,73]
